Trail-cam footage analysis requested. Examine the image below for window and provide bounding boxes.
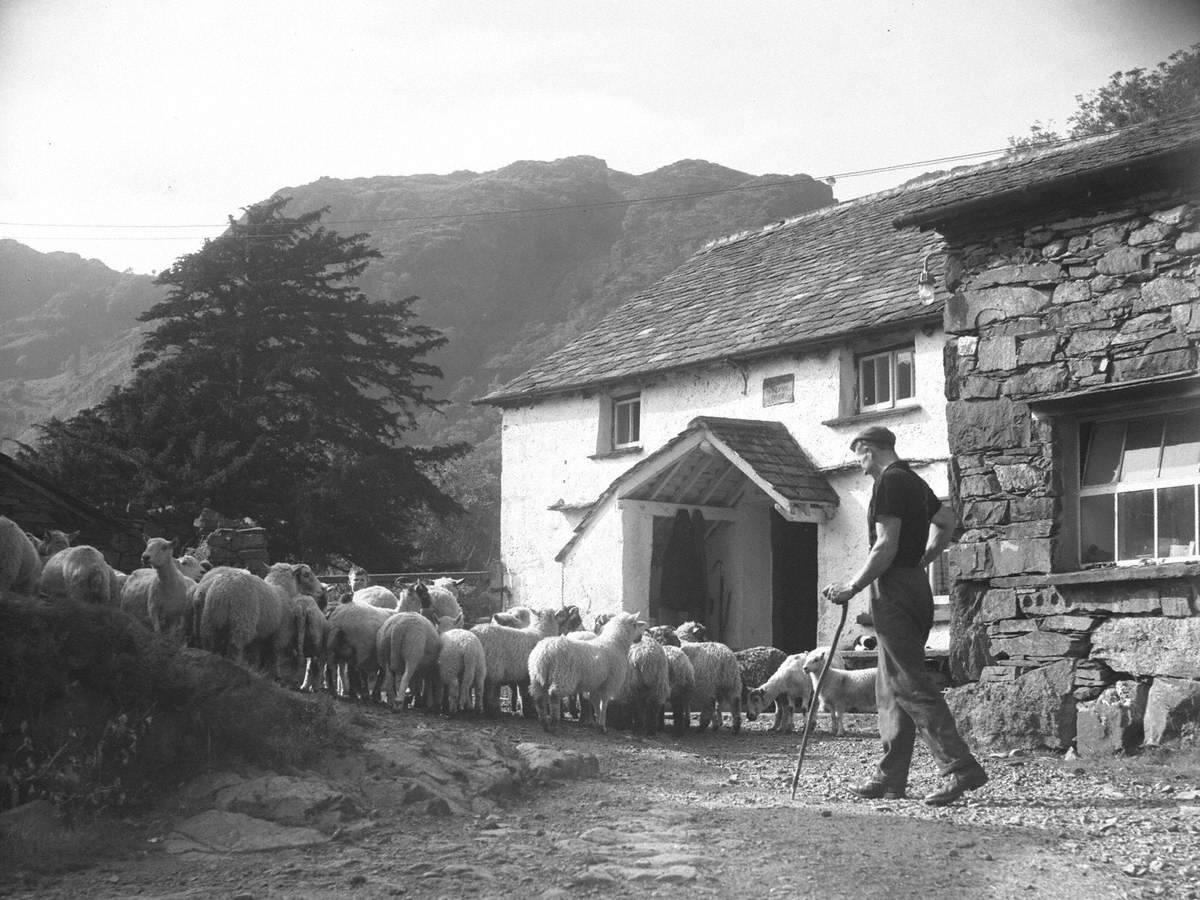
[612,394,641,449]
[1078,412,1200,565]
[858,347,915,412]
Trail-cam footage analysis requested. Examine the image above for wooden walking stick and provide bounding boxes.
[790,596,850,800]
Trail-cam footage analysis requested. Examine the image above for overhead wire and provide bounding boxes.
[0,133,1092,241]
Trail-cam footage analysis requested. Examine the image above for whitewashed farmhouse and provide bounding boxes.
[479,187,951,651]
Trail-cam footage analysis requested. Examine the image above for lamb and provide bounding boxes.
[802,647,878,736]
[0,516,42,595]
[528,611,645,733]
[324,601,393,700]
[264,562,328,682]
[376,611,442,710]
[744,653,815,733]
[39,545,116,606]
[645,625,681,647]
[675,622,742,734]
[735,646,789,724]
[119,537,196,634]
[26,528,75,562]
[195,566,288,677]
[491,606,532,628]
[175,554,207,581]
[435,617,486,715]
[606,637,670,734]
[470,608,561,717]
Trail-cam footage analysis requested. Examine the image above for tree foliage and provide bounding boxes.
[19,197,466,566]
[1009,43,1200,149]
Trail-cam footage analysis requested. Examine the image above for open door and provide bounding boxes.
[771,510,817,653]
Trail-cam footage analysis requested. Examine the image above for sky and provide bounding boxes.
[1,0,1199,276]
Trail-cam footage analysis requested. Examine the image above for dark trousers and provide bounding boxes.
[870,566,977,785]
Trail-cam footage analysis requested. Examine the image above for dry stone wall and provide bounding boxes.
[938,185,1200,754]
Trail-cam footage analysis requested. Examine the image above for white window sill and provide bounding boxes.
[589,446,643,461]
[822,404,924,427]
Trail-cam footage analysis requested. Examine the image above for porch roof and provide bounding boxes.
[556,416,837,562]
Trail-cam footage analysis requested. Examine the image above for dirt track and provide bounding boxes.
[5,706,1199,899]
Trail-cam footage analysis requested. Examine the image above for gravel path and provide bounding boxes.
[4,708,1199,899]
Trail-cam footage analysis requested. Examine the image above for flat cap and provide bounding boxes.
[849,425,896,451]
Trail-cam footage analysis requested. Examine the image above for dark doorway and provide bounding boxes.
[771,511,817,653]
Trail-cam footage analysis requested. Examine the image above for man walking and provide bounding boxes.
[823,426,987,806]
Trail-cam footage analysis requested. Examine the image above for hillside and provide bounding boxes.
[0,157,833,451]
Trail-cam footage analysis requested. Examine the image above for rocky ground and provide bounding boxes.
[2,702,1199,900]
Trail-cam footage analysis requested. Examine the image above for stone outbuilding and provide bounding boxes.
[896,111,1200,752]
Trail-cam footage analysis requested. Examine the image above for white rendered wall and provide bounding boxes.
[498,326,950,643]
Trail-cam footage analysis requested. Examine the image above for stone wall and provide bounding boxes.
[938,184,1200,753]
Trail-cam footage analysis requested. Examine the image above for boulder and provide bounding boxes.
[1143,676,1200,746]
[1075,680,1148,756]
[1090,618,1200,679]
[945,659,1077,751]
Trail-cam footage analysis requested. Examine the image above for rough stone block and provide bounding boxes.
[1092,224,1130,247]
[1065,330,1114,355]
[963,500,1007,528]
[977,335,1018,371]
[1052,281,1091,305]
[1129,222,1171,245]
[979,588,1018,622]
[1075,680,1149,756]
[993,463,1044,493]
[1019,587,1066,616]
[1017,334,1059,365]
[947,542,989,582]
[945,659,1077,750]
[1003,520,1054,540]
[1090,618,1200,679]
[1008,497,1058,522]
[1162,594,1194,617]
[1150,204,1188,226]
[1096,246,1146,275]
[1039,614,1100,632]
[1176,231,1200,255]
[1137,276,1195,313]
[1113,348,1195,382]
[946,397,1031,453]
[959,473,1002,498]
[975,263,1062,287]
[1008,366,1069,396]
[960,376,1001,399]
[947,287,1051,333]
[1143,676,1200,745]
[990,630,1086,659]
[989,538,1053,576]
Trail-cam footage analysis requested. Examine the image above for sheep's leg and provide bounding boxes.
[519,682,538,720]
[595,696,608,734]
[395,665,415,711]
[730,697,742,735]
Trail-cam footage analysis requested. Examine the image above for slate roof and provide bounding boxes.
[481,185,943,405]
[895,110,1200,229]
[556,416,836,562]
[695,417,838,506]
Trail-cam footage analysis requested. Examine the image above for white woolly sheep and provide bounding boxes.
[675,622,742,734]
[376,611,442,710]
[119,537,196,634]
[744,653,815,733]
[25,528,75,563]
[802,647,878,736]
[606,637,670,734]
[354,585,399,609]
[175,554,207,581]
[196,566,288,678]
[264,562,327,683]
[735,646,789,725]
[491,606,532,628]
[470,608,561,717]
[660,644,695,734]
[528,611,645,733]
[39,545,115,606]
[0,516,41,596]
[435,617,486,715]
[645,625,681,647]
[324,601,393,700]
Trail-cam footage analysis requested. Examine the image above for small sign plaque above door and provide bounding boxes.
[762,374,795,407]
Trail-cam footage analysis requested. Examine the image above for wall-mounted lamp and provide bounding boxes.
[917,254,936,305]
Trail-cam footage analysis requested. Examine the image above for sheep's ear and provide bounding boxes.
[68,530,80,542]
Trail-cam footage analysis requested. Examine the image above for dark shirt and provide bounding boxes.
[868,460,941,568]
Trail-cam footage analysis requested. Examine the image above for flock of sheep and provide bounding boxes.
[1,515,877,737]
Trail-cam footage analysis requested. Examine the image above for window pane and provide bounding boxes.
[860,358,877,407]
[875,357,891,405]
[1161,415,1200,479]
[1120,417,1163,482]
[895,352,914,401]
[614,402,631,445]
[1082,422,1123,486]
[1080,494,1115,564]
[1158,485,1196,556]
[1117,489,1155,559]
[627,399,640,443]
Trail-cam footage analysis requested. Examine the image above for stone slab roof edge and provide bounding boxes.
[894,111,1200,230]
[0,451,141,530]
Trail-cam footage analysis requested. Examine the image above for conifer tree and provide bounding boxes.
[21,197,465,566]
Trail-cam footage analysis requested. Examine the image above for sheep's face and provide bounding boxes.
[745,689,771,719]
[175,554,205,580]
[645,626,681,647]
[142,537,174,568]
[294,564,326,600]
[675,621,708,643]
[802,648,828,674]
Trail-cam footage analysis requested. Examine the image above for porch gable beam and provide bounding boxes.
[618,499,741,522]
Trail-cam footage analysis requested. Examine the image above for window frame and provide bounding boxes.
[1076,408,1200,567]
[857,345,916,413]
[611,393,642,450]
